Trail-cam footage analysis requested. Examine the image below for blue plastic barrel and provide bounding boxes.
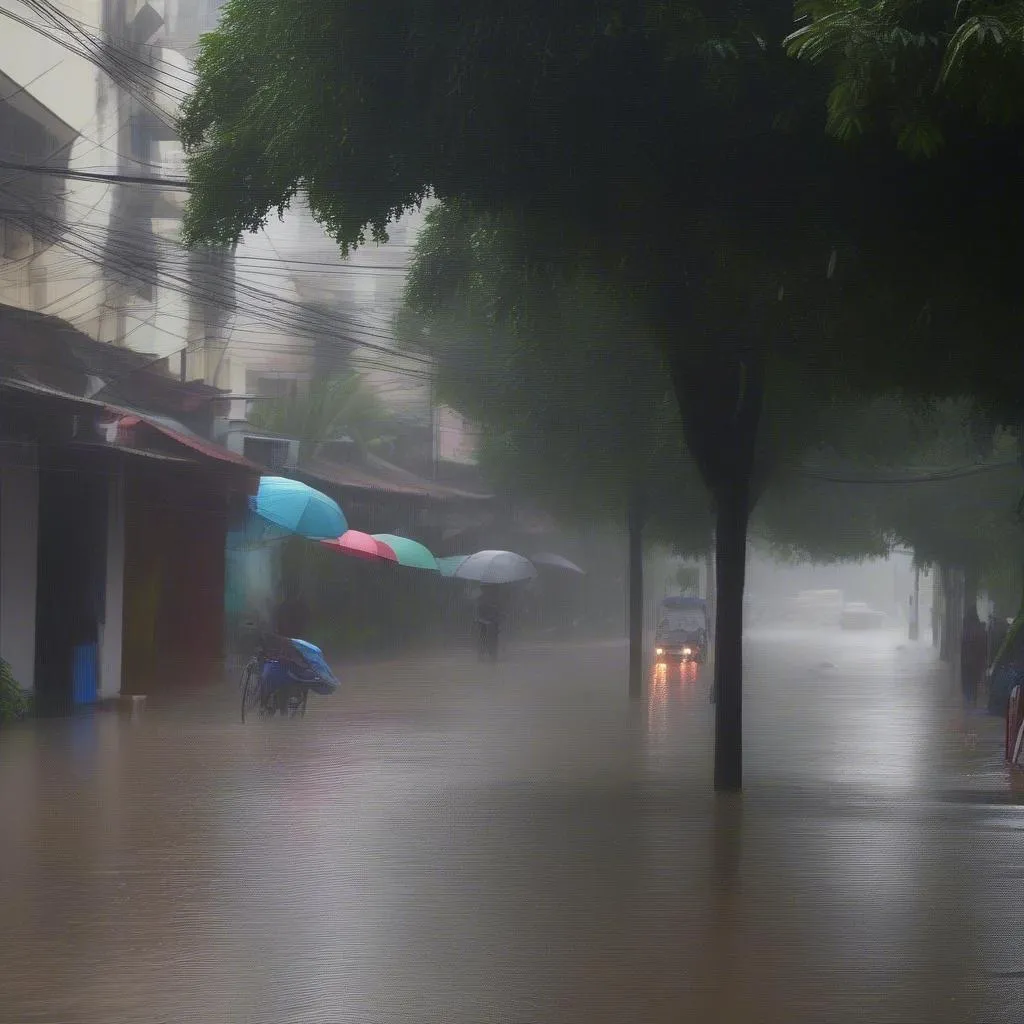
[72,642,98,705]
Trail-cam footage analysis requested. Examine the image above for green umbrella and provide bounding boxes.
[372,534,439,572]
[437,555,470,578]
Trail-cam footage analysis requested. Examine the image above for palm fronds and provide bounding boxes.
[787,0,1024,152]
[248,372,387,463]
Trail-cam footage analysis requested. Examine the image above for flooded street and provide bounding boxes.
[2,629,1021,1023]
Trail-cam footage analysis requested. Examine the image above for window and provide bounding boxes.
[259,377,299,400]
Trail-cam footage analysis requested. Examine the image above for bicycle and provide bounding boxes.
[239,630,310,723]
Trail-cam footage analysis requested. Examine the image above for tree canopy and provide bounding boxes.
[180,0,1024,415]
[755,396,1024,582]
[787,0,1024,155]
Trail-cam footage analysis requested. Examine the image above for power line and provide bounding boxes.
[0,2,187,127]
[1,200,432,368]
[0,160,188,188]
[796,460,1021,485]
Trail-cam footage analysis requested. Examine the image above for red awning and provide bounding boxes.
[1,379,259,484]
[110,413,260,472]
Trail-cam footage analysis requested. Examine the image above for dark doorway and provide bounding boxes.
[33,449,107,716]
[122,463,229,695]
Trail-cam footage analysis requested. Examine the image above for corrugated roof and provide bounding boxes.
[0,380,258,475]
[300,454,492,501]
[0,302,224,409]
[115,413,261,472]
[0,377,108,409]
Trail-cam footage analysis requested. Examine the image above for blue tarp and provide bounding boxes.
[261,639,341,697]
[72,643,98,705]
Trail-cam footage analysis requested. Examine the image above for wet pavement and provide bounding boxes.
[1,628,1022,1023]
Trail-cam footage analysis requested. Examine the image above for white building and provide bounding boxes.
[1,0,439,433]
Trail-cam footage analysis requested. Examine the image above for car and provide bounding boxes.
[840,602,886,630]
[654,596,708,666]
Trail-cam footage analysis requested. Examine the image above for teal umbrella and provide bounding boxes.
[250,476,347,539]
[371,534,439,572]
[437,555,470,578]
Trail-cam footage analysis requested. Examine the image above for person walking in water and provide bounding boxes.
[961,606,988,709]
[475,584,506,661]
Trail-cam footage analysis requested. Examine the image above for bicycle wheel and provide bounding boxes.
[240,660,262,723]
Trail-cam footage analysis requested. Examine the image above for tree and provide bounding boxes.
[178,0,998,789]
[248,371,387,465]
[786,0,1024,156]
[787,0,1024,650]
[754,396,1024,618]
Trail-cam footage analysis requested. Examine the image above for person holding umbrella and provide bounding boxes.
[961,605,988,710]
[449,551,537,662]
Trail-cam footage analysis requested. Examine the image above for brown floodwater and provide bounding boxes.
[1,631,1020,1023]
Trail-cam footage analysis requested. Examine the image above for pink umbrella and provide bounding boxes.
[320,530,398,563]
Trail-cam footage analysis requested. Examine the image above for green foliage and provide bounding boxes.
[779,5,1024,431]
[0,659,29,724]
[180,0,1023,449]
[248,372,386,464]
[179,0,1024,425]
[787,0,1024,154]
[179,0,797,251]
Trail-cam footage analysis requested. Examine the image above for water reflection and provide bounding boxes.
[647,659,702,740]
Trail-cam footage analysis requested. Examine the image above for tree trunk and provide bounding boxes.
[628,481,645,699]
[964,568,979,620]
[668,346,764,791]
[949,568,966,692]
[712,483,750,792]
[704,547,716,646]
[938,565,951,661]
[909,563,920,642]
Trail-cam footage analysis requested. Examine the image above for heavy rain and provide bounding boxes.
[2,2,1024,1023]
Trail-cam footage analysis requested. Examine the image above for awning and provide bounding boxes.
[112,413,260,472]
[70,441,192,465]
[0,378,260,480]
[0,376,109,412]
